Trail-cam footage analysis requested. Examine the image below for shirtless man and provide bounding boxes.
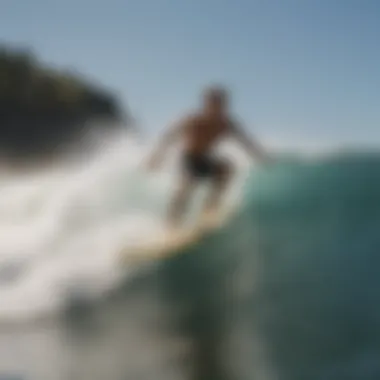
[147,86,269,227]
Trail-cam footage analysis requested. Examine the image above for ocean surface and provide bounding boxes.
[0,133,379,380]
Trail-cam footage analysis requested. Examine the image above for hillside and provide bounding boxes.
[0,45,125,159]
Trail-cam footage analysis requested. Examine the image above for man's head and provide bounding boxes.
[203,86,229,115]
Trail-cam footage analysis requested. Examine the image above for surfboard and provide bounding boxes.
[118,206,234,264]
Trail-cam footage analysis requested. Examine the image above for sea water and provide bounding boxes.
[0,131,379,380]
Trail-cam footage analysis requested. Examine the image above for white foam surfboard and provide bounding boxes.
[119,207,234,263]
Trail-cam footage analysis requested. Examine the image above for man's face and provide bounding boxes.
[204,94,228,115]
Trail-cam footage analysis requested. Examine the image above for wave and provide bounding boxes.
[228,153,380,379]
[126,150,380,380]
[0,133,248,321]
[1,131,380,378]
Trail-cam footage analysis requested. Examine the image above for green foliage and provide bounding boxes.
[0,45,122,157]
[0,45,120,116]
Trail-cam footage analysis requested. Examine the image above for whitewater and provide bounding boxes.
[0,131,250,321]
[1,129,380,379]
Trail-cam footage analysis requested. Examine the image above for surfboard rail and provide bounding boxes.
[118,205,235,263]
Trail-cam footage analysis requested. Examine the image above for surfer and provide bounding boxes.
[146,85,270,227]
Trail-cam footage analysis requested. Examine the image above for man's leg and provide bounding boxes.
[167,175,196,229]
[202,159,233,219]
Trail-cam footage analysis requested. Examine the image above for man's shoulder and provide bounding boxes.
[226,113,240,125]
[176,110,197,121]
[186,111,203,121]
[225,114,242,130]
[178,112,239,128]
[178,112,203,127]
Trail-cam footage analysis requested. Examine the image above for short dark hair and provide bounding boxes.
[203,85,228,102]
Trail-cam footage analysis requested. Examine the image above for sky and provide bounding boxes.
[1,0,380,152]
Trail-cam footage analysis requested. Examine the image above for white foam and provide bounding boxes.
[0,131,250,321]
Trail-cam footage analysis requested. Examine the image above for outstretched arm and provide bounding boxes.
[230,121,270,164]
[146,115,192,170]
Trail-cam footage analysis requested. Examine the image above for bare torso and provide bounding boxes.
[183,113,233,155]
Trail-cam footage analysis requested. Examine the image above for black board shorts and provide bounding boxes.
[182,153,220,180]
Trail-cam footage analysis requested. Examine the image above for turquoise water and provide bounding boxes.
[159,153,380,379]
[234,155,380,379]
[0,146,380,379]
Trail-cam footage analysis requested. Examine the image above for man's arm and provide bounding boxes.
[230,120,270,164]
[146,115,192,169]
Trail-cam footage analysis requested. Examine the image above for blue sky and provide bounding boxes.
[1,0,379,151]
